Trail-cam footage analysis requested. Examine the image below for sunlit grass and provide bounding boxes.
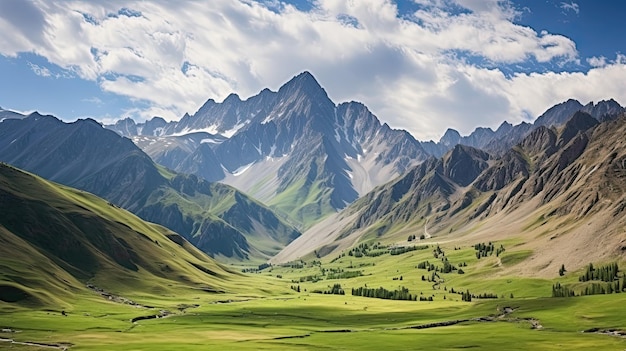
[4,239,625,350]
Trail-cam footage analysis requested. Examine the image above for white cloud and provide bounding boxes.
[28,62,52,77]
[560,2,580,15]
[0,0,624,141]
[506,60,626,117]
[81,97,104,105]
[587,56,607,68]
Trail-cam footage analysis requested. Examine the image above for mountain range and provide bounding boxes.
[106,73,624,232]
[0,112,299,261]
[107,72,430,228]
[436,98,624,155]
[2,71,625,271]
[273,109,626,276]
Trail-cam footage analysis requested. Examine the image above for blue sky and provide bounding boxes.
[0,0,625,140]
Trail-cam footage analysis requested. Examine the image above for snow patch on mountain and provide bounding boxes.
[152,127,164,136]
[223,121,248,138]
[201,138,221,144]
[172,125,220,137]
[232,162,255,176]
[262,112,282,125]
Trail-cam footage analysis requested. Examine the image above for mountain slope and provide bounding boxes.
[0,114,300,261]
[274,114,626,275]
[0,163,236,306]
[272,144,489,263]
[116,84,623,233]
[109,72,430,228]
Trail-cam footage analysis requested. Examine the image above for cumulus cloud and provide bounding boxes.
[587,56,607,68]
[0,0,624,140]
[0,0,49,53]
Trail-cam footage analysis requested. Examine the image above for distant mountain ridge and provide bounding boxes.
[436,99,624,155]
[0,113,300,261]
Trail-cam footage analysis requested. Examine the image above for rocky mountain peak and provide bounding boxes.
[442,144,490,186]
[112,117,138,136]
[557,111,599,147]
[194,98,216,114]
[581,99,625,121]
[223,93,242,103]
[439,128,462,147]
[534,99,584,127]
[277,71,330,102]
[74,118,103,128]
[291,71,319,87]
[495,121,513,134]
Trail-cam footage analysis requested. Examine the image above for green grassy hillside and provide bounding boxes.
[2,218,625,350]
[0,163,245,307]
[0,115,301,262]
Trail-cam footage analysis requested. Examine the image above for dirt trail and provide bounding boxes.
[0,338,71,350]
[423,217,432,239]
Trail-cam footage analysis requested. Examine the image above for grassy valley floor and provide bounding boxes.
[2,241,626,350]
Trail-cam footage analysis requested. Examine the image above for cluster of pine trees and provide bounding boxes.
[242,262,273,273]
[432,245,444,259]
[390,245,428,256]
[474,242,505,259]
[552,281,624,297]
[312,284,345,295]
[326,270,363,279]
[348,242,428,258]
[417,258,465,274]
[417,260,436,270]
[408,234,428,241]
[351,286,418,301]
[579,262,619,282]
[581,282,622,295]
[422,271,442,283]
[551,282,575,297]
[294,274,321,283]
[441,258,457,273]
[348,243,386,257]
[552,262,625,298]
[449,288,498,301]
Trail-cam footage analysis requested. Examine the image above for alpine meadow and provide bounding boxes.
[1,1,626,350]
